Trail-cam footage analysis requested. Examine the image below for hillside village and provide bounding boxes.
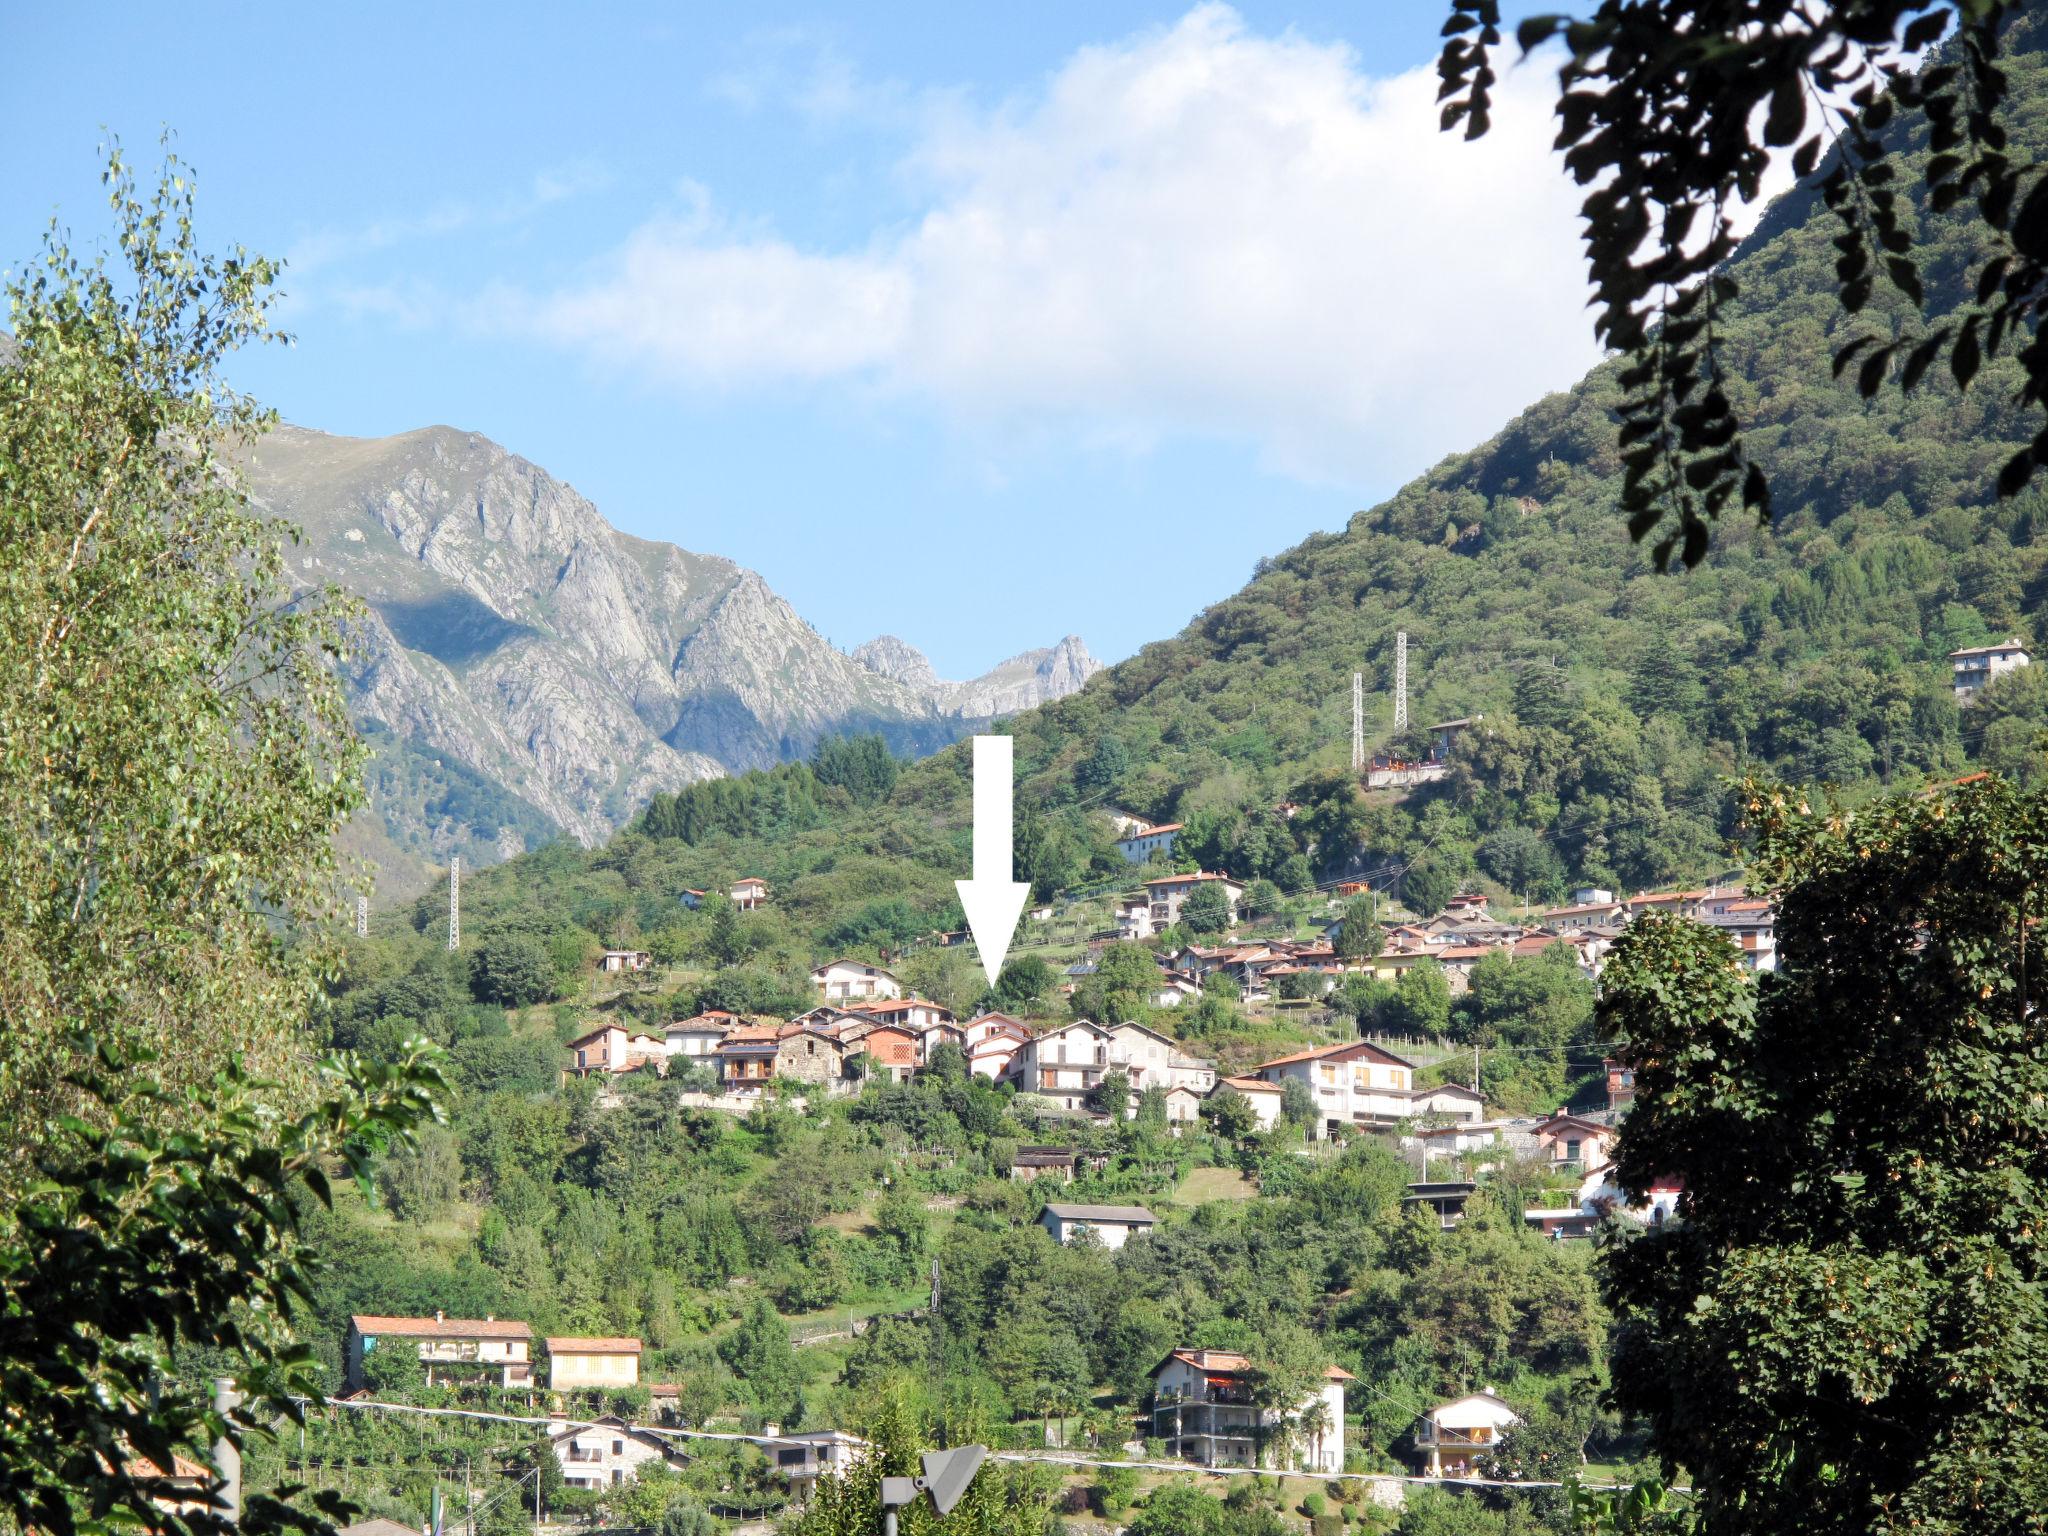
[283,834,1763,1531]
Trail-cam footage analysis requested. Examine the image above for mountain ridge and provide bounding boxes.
[244,422,1099,893]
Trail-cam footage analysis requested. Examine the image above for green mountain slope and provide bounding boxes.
[441,22,2048,948]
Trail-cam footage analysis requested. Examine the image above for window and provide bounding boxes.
[612,1440,623,1455]
[779,1449,808,1468]
[1565,1138,1581,1160]
[612,1470,623,1485]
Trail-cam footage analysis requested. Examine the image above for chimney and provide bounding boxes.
[212,1377,242,1525]
[434,1310,445,1324]
[485,1315,495,1323]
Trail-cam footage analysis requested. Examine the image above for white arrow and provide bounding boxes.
[955,734,1031,987]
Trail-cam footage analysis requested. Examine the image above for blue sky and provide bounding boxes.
[4,2,1596,676]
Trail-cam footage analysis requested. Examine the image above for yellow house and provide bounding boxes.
[547,1336,643,1391]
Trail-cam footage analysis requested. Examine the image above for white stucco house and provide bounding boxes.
[548,1417,680,1489]
[1039,1202,1157,1250]
[1151,1348,1353,1476]
[1415,1392,1520,1479]
[808,959,903,1001]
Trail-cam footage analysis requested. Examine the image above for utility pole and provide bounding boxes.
[1473,1041,1481,1092]
[355,894,368,938]
[448,857,460,951]
[1351,672,1364,771]
[1394,630,1409,733]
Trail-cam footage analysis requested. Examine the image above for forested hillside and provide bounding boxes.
[435,18,2048,947]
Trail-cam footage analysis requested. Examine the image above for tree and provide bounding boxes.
[381,1123,462,1224]
[0,141,366,1184]
[468,932,555,1007]
[1333,894,1384,960]
[1441,3,2047,562]
[719,1298,799,1421]
[1126,1480,1227,1536]
[1090,1067,1132,1118]
[1383,961,1453,1038]
[990,954,1057,1015]
[1402,857,1456,920]
[1077,736,1132,796]
[0,145,445,1536]
[1179,882,1233,935]
[706,900,744,967]
[1279,1078,1317,1129]
[1597,774,2048,1532]
[1204,1087,1259,1142]
[1072,943,1161,1023]
[1241,877,1284,918]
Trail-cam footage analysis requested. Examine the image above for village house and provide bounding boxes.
[1004,1020,1121,1111]
[1008,1145,1079,1183]
[565,1024,665,1079]
[345,1313,534,1391]
[1404,1179,1478,1230]
[1150,1349,1352,1477]
[833,996,958,1033]
[1144,871,1246,927]
[1115,821,1184,863]
[1578,1163,1685,1226]
[547,1417,681,1490]
[808,958,903,1001]
[1535,899,1626,932]
[1534,1112,1614,1170]
[965,1015,1032,1080]
[1117,896,1159,942]
[597,949,651,974]
[1605,1058,1636,1114]
[1252,1040,1434,1139]
[666,1011,739,1060]
[1210,1075,1285,1131]
[1109,1020,1217,1097]
[838,1019,919,1083]
[1148,970,1203,1008]
[730,876,770,910]
[1160,1083,1205,1131]
[679,888,708,910]
[1039,1202,1158,1250]
[1704,899,1777,971]
[774,1023,856,1091]
[767,1430,868,1499]
[1950,638,2031,701]
[546,1336,642,1392]
[1415,1392,1521,1478]
[714,1024,784,1093]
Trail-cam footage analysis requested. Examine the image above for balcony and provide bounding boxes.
[1415,1426,1497,1450]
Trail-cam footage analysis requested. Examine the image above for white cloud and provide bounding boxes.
[517,4,1609,483]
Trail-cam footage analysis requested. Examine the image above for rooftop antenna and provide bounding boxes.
[1394,630,1409,733]
[1351,672,1365,772]
[448,857,460,951]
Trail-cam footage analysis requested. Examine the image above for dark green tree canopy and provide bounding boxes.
[1443,3,2048,564]
[1599,774,2048,1532]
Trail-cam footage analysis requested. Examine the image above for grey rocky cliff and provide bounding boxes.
[245,423,1099,887]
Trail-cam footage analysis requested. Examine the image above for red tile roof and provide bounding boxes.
[351,1314,532,1340]
[546,1336,643,1354]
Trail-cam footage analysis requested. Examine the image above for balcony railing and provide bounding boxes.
[1415,1427,1497,1449]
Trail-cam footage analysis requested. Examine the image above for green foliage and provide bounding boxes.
[779,1397,1057,1536]
[0,140,364,1180]
[0,1038,445,1536]
[720,1298,800,1423]
[1334,894,1385,960]
[1127,1480,1228,1536]
[468,931,557,1008]
[1442,0,2033,562]
[811,733,899,805]
[1178,882,1233,936]
[1599,774,2048,1532]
